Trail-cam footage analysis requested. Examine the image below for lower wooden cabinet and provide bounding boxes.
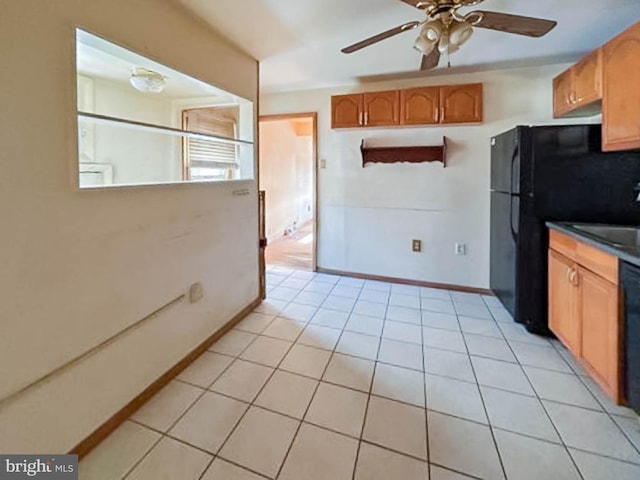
[548,250,581,354]
[579,266,620,398]
[548,230,621,402]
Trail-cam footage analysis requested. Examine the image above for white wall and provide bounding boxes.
[91,78,181,184]
[295,135,314,227]
[261,65,598,288]
[259,120,313,241]
[0,0,258,454]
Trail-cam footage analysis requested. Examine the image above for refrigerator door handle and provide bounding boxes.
[509,194,518,242]
[509,146,519,196]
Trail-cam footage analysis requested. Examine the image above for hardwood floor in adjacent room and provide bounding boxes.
[265,222,313,271]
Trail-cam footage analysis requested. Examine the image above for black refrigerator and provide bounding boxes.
[490,124,640,335]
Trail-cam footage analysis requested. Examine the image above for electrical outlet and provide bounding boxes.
[455,243,467,256]
[189,282,204,304]
[412,239,422,252]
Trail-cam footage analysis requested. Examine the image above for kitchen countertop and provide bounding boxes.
[546,222,640,268]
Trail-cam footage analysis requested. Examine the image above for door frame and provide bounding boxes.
[258,112,319,271]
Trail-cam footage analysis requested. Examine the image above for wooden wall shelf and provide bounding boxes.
[361,137,447,167]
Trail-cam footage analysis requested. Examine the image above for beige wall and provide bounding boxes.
[0,0,258,453]
[259,120,314,241]
[261,65,599,288]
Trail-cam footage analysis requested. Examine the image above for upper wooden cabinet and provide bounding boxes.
[440,83,483,124]
[553,69,575,118]
[332,83,483,129]
[331,91,399,128]
[331,94,363,129]
[603,21,640,151]
[400,87,440,125]
[574,49,603,106]
[364,90,400,127]
[553,48,603,118]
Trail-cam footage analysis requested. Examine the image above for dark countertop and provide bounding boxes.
[546,222,640,268]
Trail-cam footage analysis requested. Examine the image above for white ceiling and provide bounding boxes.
[176,0,640,93]
[76,30,240,102]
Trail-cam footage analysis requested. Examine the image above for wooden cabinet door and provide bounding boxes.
[579,266,620,401]
[553,69,574,118]
[331,94,363,128]
[400,87,440,125]
[573,48,603,107]
[549,250,580,354]
[603,21,640,151]
[440,83,483,124]
[363,90,400,127]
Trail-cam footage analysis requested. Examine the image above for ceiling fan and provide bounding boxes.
[341,0,557,71]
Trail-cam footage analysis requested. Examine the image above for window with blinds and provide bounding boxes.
[182,107,239,181]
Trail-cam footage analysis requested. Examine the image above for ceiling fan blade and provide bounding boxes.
[420,48,441,70]
[341,21,421,54]
[473,11,557,38]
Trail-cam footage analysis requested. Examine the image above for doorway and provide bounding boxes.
[259,113,318,271]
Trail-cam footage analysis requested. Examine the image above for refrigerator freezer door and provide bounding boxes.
[491,128,520,194]
[490,191,517,317]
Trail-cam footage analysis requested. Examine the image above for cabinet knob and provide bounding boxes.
[570,269,580,286]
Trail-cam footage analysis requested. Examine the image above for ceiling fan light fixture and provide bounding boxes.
[413,20,442,55]
[450,20,474,47]
[437,31,450,54]
[130,67,166,93]
[413,34,436,55]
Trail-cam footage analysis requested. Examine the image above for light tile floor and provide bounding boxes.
[80,266,640,480]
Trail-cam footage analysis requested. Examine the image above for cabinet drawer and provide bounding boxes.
[576,242,619,285]
[549,230,578,259]
[550,230,618,284]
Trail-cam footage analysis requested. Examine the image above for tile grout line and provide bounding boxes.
[491,303,588,480]
[274,276,363,480]
[249,298,635,465]
[572,368,640,458]
[198,341,300,475]
[206,274,326,480]
[100,270,640,480]
[455,298,509,480]
[120,308,276,480]
[168,375,640,460]
[350,280,390,480]
[172,267,301,480]
[499,315,640,470]
[420,297,432,480]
